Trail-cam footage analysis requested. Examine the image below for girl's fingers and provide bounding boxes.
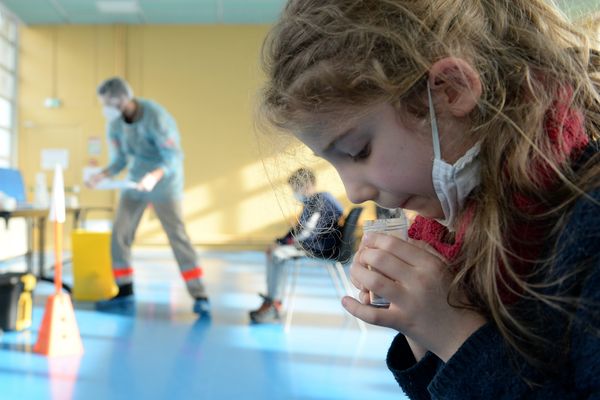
[350,259,405,304]
[349,274,363,291]
[363,232,446,269]
[358,289,370,305]
[349,247,369,290]
[407,238,447,263]
[359,246,413,283]
[341,296,398,328]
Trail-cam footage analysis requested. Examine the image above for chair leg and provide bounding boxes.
[334,262,354,297]
[282,257,292,306]
[335,261,367,334]
[325,263,345,299]
[284,258,301,333]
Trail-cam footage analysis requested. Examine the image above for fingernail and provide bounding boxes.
[341,297,350,308]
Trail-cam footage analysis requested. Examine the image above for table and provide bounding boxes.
[0,206,82,291]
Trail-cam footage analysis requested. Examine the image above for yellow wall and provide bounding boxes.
[17,24,372,249]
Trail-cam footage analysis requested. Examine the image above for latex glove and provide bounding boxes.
[137,172,160,192]
[342,232,486,363]
[86,172,107,189]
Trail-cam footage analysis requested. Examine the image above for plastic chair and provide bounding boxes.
[284,206,366,333]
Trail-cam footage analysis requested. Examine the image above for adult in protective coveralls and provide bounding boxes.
[87,76,209,315]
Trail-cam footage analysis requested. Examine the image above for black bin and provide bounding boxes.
[0,272,25,331]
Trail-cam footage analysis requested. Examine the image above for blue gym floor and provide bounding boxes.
[0,249,406,400]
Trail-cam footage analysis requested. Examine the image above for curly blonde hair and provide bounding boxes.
[259,0,600,374]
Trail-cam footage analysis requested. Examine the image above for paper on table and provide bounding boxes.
[94,179,138,190]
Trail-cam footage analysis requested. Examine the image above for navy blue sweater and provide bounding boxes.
[387,187,600,399]
[277,192,344,258]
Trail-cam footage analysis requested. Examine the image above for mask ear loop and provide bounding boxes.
[427,81,442,161]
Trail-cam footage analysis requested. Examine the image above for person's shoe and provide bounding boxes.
[249,294,282,324]
[193,297,211,316]
[96,283,134,310]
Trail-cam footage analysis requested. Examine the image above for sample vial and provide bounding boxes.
[362,213,408,308]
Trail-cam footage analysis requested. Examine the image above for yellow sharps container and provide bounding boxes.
[71,230,118,301]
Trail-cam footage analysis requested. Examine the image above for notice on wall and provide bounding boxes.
[41,148,69,170]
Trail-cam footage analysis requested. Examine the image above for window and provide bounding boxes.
[0,37,15,71]
[0,68,14,99]
[0,97,11,129]
[0,7,17,167]
[0,128,10,159]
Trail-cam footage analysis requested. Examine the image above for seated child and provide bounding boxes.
[249,167,343,323]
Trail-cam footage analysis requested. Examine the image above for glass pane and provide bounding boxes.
[0,68,13,99]
[7,20,16,42]
[0,13,16,43]
[0,128,9,158]
[0,37,15,71]
[4,43,14,70]
[0,157,8,167]
[0,97,11,128]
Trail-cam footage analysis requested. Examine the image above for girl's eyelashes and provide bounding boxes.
[350,143,371,162]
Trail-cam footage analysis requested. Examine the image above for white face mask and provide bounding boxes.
[427,82,481,228]
[102,105,122,122]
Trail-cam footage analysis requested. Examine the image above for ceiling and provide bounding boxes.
[0,0,287,25]
[0,0,598,26]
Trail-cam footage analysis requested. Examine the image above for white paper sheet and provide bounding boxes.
[41,148,69,170]
[94,179,138,190]
[82,166,102,184]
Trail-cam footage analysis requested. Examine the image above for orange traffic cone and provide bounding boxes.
[34,165,84,357]
[33,293,84,356]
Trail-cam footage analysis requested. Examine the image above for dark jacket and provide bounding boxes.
[277,192,343,258]
[386,186,600,399]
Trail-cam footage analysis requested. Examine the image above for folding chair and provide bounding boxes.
[284,206,366,333]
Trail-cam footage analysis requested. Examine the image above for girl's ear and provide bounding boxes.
[428,57,482,117]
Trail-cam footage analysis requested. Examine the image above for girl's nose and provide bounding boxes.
[339,172,377,204]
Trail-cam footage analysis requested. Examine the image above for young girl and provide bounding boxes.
[259,0,600,398]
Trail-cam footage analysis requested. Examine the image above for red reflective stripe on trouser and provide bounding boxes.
[182,267,203,281]
[114,267,134,278]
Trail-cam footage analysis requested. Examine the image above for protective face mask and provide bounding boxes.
[427,82,481,228]
[102,105,122,122]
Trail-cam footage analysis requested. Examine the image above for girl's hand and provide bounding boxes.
[342,232,486,362]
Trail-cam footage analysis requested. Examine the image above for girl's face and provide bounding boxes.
[295,102,469,219]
